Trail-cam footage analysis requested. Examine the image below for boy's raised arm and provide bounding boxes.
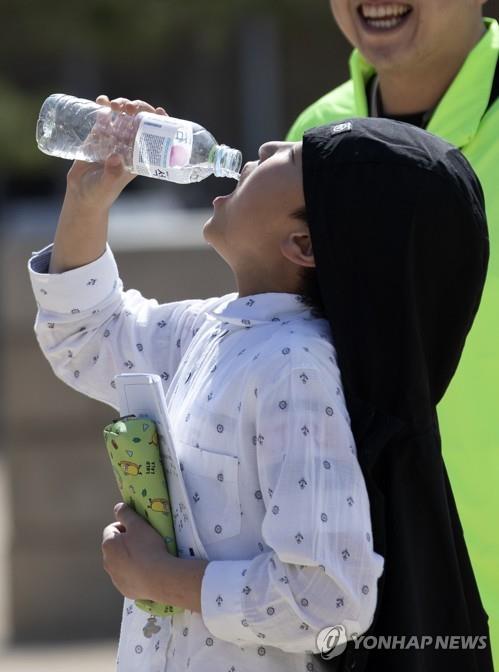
[28,95,220,411]
[49,95,167,274]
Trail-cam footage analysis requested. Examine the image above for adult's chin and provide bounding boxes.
[353,4,417,68]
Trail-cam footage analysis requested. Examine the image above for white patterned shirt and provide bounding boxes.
[28,243,384,672]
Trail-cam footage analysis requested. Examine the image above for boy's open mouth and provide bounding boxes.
[212,180,238,205]
[357,3,413,31]
[213,163,249,203]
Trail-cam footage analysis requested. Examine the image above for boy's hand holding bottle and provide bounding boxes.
[48,95,167,274]
[65,96,168,212]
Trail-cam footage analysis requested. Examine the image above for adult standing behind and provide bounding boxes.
[287,0,499,664]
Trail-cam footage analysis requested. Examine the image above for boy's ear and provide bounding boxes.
[280,231,315,268]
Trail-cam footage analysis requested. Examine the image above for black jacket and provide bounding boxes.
[302,118,493,671]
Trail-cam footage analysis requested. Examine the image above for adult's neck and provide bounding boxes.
[377,22,487,116]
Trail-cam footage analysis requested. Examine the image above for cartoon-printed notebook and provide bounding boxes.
[103,415,181,616]
[103,373,209,617]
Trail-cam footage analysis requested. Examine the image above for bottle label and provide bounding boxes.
[132,113,193,180]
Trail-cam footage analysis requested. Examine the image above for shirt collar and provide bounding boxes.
[206,292,314,327]
[349,17,499,149]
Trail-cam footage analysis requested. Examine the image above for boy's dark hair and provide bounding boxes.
[291,206,326,318]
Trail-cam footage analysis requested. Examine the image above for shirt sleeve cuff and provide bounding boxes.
[28,242,121,313]
[200,559,262,645]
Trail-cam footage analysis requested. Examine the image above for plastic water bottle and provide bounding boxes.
[36,93,242,184]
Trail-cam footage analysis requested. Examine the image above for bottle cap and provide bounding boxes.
[214,145,242,180]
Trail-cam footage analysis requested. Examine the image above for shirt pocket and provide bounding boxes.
[178,441,242,545]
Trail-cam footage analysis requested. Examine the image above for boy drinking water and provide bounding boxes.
[28,96,492,672]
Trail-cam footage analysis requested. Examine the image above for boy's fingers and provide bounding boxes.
[131,99,156,112]
[102,522,123,545]
[96,95,164,117]
[104,154,124,172]
[114,502,143,529]
[102,154,134,188]
[124,100,161,117]
[110,97,131,113]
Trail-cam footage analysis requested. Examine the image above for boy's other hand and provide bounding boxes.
[65,95,169,213]
[102,501,175,602]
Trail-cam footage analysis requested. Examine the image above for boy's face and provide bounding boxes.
[329,0,486,73]
[204,141,312,284]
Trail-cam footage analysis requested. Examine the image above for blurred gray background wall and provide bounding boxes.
[1,0,499,647]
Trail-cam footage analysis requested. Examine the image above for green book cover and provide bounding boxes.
[103,415,183,616]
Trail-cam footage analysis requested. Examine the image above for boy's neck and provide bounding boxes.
[236,280,297,298]
[376,22,486,117]
[235,269,300,299]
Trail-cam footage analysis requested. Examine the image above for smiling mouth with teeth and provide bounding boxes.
[358,3,413,30]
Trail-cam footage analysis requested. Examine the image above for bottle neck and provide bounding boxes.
[212,144,242,180]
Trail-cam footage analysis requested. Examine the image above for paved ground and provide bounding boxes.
[0,456,117,671]
[0,641,118,671]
